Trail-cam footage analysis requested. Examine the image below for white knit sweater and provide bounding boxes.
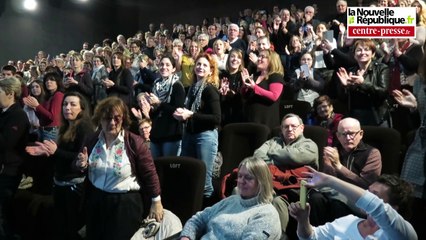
[180,195,281,240]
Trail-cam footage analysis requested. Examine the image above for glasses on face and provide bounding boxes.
[337,130,362,139]
[281,124,301,130]
[258,54,269,59]
[103,115,123,123]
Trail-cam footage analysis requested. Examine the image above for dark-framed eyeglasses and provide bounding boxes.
[337,130,362,139]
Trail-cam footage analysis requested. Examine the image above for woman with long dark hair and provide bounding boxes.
[23,71,64,141]
[103,51,134,106]
[26,92,94,239]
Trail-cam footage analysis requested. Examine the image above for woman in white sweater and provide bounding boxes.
[180,157,282,240]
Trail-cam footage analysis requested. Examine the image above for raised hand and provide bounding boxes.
[336,67,349,86]
[26,141,49,156]
[392,89,417,109]
[131,107,143,120]
[23,96,40,109]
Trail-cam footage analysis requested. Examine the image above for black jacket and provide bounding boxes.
[0,103,30,176]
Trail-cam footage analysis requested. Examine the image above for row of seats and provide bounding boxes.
[157,122,404,225]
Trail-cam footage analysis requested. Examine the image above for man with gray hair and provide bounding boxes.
[254,113,319,169]
[308,117,382,226]
[253,113,319,234]
[227,23,247,52]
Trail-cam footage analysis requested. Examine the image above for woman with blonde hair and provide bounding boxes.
[211,39,228,71]
[241,49,284,129]
[0,77,30,239]
[180,157,281,239]
[175,41,202,91]
[173,53,221,200]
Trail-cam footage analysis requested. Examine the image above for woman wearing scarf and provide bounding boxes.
[91,55,109,106]
[173,53,221,199]
[140,55,185,158]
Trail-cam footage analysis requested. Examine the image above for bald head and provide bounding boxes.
[337,117,363,152]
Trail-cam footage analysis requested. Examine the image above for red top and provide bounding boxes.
[35,91,64,127]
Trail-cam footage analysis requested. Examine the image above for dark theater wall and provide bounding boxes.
[0,0,345,65]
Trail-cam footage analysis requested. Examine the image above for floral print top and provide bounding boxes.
[88,130,141,193]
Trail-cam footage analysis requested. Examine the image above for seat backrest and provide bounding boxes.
[154,156,206,224]
[219,123,270,178]
[361,126,401,175]
[270,125,328,170]
[279,100,312,123]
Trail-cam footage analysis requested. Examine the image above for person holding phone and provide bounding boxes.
[288,52,325,106]
[289,168,417,240]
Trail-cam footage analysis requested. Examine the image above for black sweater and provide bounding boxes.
[185,84,221,134]
[0,103,30,176]
[53,120,94,182]
[150,81,185,142]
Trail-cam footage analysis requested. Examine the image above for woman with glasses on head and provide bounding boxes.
[26,92,94,240]
[241,49,284,129]
[75,96,163,240]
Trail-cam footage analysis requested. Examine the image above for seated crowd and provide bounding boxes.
[1,0,425,239]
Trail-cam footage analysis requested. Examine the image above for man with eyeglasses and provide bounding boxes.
[254,113,319,169]
[308,117,382,226]
[253,113,319,233]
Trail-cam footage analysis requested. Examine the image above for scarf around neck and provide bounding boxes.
[185,80,207,113]
[152,74,180,103]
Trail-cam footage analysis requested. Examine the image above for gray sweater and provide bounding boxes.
[253,135,319,169]
[180,195,281,240]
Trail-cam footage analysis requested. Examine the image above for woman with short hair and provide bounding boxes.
[0,77,30,239]
[75,96,163,240]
